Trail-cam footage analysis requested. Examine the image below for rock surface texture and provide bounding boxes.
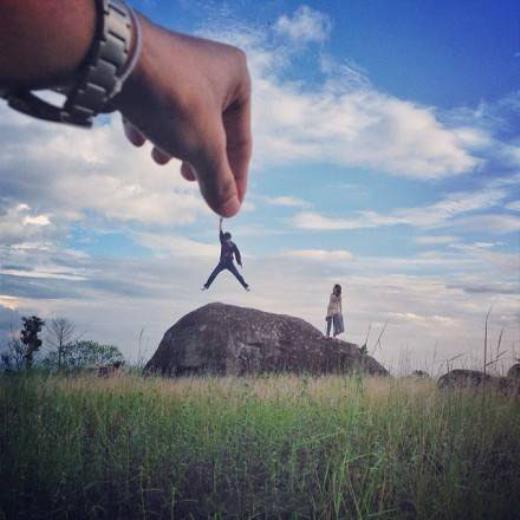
[146,303,388,377]
[507,363,520,380]
[438,369,520,396]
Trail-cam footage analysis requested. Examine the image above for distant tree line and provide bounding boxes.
[1,316,124,372]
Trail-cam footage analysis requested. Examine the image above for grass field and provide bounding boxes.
[1,373,519,519]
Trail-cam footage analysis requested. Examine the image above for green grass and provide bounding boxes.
[1,373,519,519]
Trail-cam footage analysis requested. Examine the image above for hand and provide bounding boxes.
[115,15,252,217]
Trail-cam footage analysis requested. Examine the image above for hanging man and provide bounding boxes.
[202,218,250,291]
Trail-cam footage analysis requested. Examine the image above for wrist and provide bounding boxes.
[0,0,96,90]
[112,13,154,117]
[2,0,142,127]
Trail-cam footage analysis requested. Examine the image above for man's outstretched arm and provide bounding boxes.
[0,0,252,218]
[219,217,225,243]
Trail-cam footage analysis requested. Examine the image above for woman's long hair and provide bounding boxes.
[333,284,342,296]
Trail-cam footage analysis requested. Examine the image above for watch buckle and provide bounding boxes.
[5,90,93,128]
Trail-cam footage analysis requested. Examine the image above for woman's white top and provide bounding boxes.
[327,293,342,317]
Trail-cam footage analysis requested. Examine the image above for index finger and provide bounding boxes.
[223,85,252,203]
[190,122,241,217]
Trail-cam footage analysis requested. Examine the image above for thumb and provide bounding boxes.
[190,122,240,217]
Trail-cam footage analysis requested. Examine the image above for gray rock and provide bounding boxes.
[507,363,520,380]
[145,302,388,377]
[410,370,430,379]
[438,368,520,396]
[438,369,494,389]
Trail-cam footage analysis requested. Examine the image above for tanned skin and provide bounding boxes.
[0,0,252,218]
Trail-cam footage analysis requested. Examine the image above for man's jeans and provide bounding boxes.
[204,261,248,289]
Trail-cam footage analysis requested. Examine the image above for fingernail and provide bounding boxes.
[152,147,170,165]
[220,196,241,217]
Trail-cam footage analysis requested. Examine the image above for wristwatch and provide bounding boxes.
[0,0,142,128]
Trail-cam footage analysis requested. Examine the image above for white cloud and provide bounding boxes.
[291,210,404,230]
[135,231,219,258]
[291,188,506,230]
[0,267,87,282]
[0,109,206,230]
[449,243,519,274]
[0,295,22,311]
[416,235,456,245]
[264,195,309,207]
[252,77,483,178]
[384,311,457,327]
[0,203,58,246]
[452,214,520,234]
[284,249,354,261]
[505,200,520,211]
[471,241,500,248]
[204,24,485,180]
[397,189,504,227]
[23,214,51,226]
[274,6,332,43]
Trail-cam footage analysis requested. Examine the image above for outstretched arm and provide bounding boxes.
[0,0,252,218]
[219,217,225,243]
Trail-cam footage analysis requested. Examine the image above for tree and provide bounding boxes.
[20,316,45,370]
[45,317,76,369]
[60,340,124,368]
[1,337,25,372]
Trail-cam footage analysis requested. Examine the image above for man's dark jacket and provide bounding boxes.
[220,230,242,265]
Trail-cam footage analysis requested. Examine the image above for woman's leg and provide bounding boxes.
[333,313,344,337]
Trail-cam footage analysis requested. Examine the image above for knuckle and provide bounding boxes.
[175,93,201,118]
[233,47,247,67]
[220,176,235,197]
[235,49,250,82]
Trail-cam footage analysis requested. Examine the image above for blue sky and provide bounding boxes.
[1,1,519,373]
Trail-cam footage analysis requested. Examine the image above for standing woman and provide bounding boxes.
[326,284,344,338]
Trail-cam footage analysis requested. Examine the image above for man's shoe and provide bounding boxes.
[201,286,208,291]
[245,285,250,292]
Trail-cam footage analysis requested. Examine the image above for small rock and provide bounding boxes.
[507,363,520,380]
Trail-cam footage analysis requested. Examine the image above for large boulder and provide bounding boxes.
[438,369,520,396]
[145,303,388,377]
